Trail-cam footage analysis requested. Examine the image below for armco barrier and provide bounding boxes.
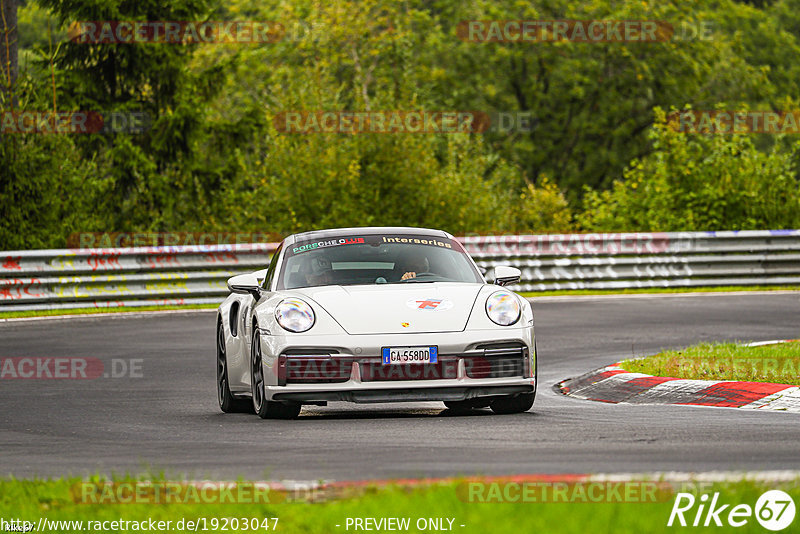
[1,230,799,312]
[462,229,800,292]
[0,243,277,312]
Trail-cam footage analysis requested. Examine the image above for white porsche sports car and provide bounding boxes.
[216,227,536,419]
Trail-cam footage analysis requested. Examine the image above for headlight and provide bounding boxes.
[485,291,521,326]
[275,298,315,333]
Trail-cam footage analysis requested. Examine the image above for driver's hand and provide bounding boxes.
[401,272,416,280]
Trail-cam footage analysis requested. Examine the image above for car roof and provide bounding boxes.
[284,227,453,245]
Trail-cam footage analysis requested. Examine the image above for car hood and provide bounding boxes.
[292,283,484,334]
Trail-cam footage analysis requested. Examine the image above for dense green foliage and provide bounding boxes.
[580,108,800,231]
[2,0,800,249]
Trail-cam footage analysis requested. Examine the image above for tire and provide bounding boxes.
[217,322,253,413]
[251,324,301,420]
[532,340,538,395]
[490,392,535,415]
[489,341,537,415]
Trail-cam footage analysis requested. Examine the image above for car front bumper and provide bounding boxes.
[258,327,536,404]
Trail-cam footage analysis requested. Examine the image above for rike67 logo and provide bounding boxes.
[668,490,795,531]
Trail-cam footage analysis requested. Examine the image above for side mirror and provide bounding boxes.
[253,268,268,286]
[486,265,521,287]
[227,273,262,299]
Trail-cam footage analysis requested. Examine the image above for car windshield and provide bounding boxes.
[277,233,483,289]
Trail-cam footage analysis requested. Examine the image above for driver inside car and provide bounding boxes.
[305,256,335,286]
[399,252,430,281]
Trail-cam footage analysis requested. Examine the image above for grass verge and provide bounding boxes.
[1,477,798,533]
[520,284,800,297]
[620,341,800,384]
[0,304,217,320]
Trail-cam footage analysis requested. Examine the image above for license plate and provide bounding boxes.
[382,346,438,365]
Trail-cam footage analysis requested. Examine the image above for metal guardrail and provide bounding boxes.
[1,230,798,311]
[463,230,800,292]
[0,244,277,312]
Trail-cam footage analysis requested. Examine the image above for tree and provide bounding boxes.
[579,108,800,231]
[0,0,18,107]
[36,0,220,229]
[407,0,787,201]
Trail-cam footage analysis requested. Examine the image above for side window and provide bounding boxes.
[262,244,283,291]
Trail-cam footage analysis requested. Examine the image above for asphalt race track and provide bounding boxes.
[1,293,798,481]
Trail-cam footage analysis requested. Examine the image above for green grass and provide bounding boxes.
[620,341,800,384]
[1,477,798,533]
[0,304,217,320]
[520,284,800,297]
